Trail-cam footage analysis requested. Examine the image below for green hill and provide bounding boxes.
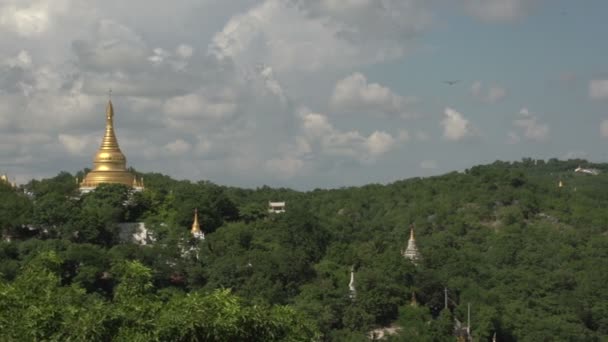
[1,158,607,341]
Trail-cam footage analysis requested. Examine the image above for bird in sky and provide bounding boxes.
[443,80,461,85]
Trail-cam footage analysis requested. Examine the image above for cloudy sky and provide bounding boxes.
[0,0,607,189]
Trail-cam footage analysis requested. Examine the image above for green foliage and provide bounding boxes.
[2,159,608,340]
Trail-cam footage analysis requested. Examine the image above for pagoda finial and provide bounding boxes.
[106,95,114,119]
[410,224,415,240]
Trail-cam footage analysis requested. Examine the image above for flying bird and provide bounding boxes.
[443,80,461,85]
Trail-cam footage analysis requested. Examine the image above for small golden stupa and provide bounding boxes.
[79,98,143,193]
[191,208,205,239]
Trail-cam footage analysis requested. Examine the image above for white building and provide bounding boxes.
[574,166,600,175]
[402,225,421,264]
[268,201,286,213]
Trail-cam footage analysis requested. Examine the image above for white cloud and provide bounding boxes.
[464,0,537,22]
[366,131,395,155]
[506,131,520,144]
[441,107,471,141]
[256,65,287,103]
[601,120,608,138]
[163,90,238,123]
[4,50,33,69]
[419,160,437,170]
[210,0,432,72]
[73,20,148,71]
[58,133,98,156]
[176,44,194,59]
[512,107,549,142]
[330,72,416,117]
[163,139,192,156]
[471,81,507,103]
[297,107,397,162]
[589,80,608,100]
[0,1,56,37]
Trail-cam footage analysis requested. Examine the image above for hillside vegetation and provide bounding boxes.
[1,158,607,341]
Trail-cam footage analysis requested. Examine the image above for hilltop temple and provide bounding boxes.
[79,99,143,193]
[402,225,421,264]
[0,173,17,188]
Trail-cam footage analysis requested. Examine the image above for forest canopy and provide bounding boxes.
[1,158,607,341]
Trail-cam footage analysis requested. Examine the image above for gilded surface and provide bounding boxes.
[191,208,201,234]
[80,100,143,189]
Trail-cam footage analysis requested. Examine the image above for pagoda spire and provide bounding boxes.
[80,98,142,192]
[402,224,421,264]
[348,265,356,300]
[191,208,204,240]
[410,291,418,307]
[100,99,121,151]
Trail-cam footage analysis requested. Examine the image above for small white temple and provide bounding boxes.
[268,201,286,214]
[402,225,421,264]
[191,208,205,240]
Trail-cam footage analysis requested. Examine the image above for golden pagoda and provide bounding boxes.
[79,99,143,193]
[0,173,17,188]
[191,208,205,239]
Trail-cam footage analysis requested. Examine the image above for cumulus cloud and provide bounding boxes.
[176,44,194,59]
[210,0,432,72]
[471,81,507,103]
[163,90,238,123]
[464,0,537,22]
[163,139,192,156]
[0,0,70,37]
[589,80,608,100]
[511,107,549,142]
[296,107,397,163]
[365,131,396,156]
[58,133,99,156]
[0,0,578,189]
[72,20,148,72]
[330,73,417,117]
[441,107,471,141]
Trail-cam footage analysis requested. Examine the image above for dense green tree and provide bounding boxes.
[2,160,608,340]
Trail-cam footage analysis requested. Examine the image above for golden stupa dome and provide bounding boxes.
[80,99,143,191]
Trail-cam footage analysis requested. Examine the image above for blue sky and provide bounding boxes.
[0,0,607,189]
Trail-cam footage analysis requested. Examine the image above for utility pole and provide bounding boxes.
[444,288,448,310]
[467,303,471,336]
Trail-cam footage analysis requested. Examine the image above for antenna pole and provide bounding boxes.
[467,303,471,335]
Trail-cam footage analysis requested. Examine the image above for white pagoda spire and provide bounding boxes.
[402,224,421,264]
[348,265,356,300]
